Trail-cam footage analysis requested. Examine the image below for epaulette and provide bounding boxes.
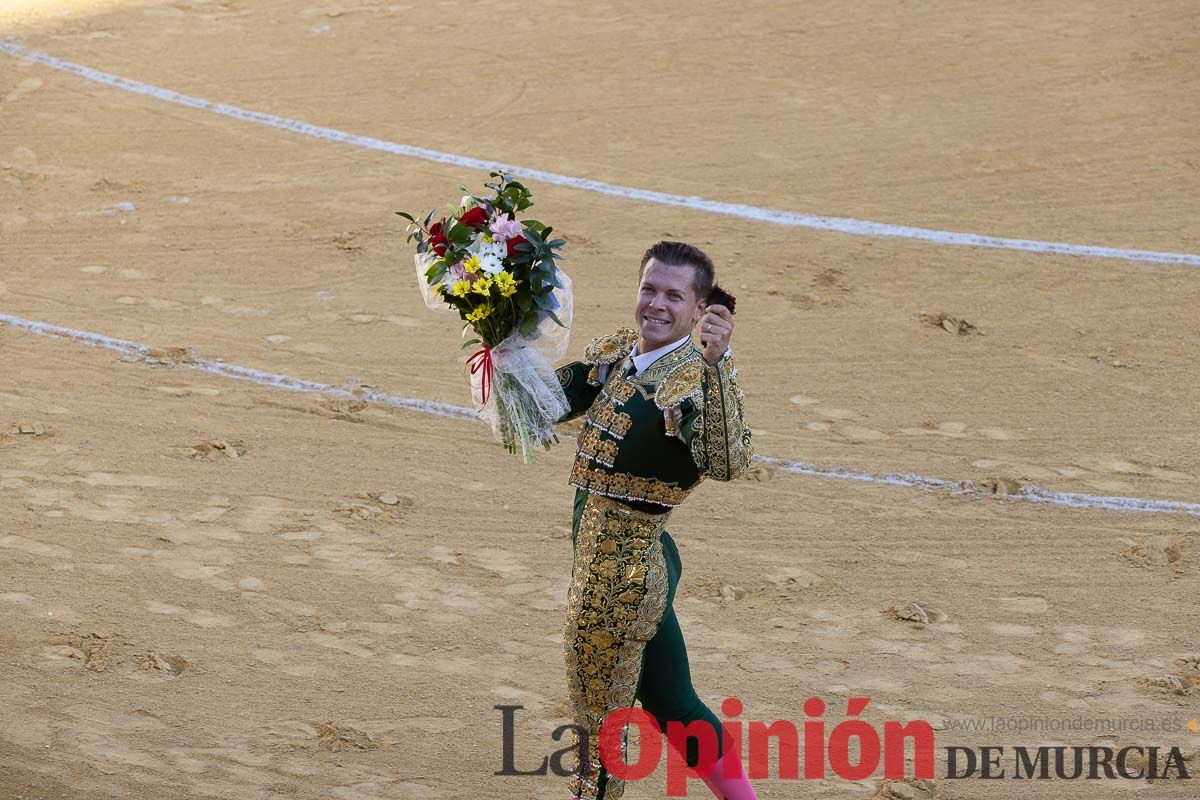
[654,358,704,411]
[584,327,639,365]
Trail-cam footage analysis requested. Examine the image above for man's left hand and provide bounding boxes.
[699,304,733,364]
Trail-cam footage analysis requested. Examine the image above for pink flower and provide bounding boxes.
[488,213,524,242]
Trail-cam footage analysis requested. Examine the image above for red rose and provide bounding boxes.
[458,206,490,231]
[506,235,528,258]
[428,220,449,256]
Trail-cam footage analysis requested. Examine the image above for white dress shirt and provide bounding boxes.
[595,333,693,440]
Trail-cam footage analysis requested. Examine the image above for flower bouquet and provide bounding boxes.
[398,172,571,463]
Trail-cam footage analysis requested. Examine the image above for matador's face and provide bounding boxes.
[635,258,705,353]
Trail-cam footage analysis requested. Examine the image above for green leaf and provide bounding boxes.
[545,308,566,328]
[395,211,416,222]
[461,337,481,349]
[519,314,538,337]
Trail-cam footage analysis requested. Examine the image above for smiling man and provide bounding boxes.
[554,241,755,800]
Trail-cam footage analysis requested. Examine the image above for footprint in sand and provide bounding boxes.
[313,722,382,752]
[385,314,420,327]
[1122,534,1185,571]
[292,342,334,355]
[199,295,270,318]
[155,385,222,397]
[1,534,72,560]
[471,547,530,576]
[6,422,51,437]
[970,460,1057,481]
[0,212,28,232]
[305,631,374,658]
[988,623,1038,637]
[45,632,128,672]
[428,546,460,565]
[997,595,1049,614]
[144,601,234,628]
[1135,673,1197,697]
[814,407,858,420]
[3,591,80,626]
[837,424,889,443]
[320,398,368,420]
[251,647,330,677]
[870,778,943,799]
[763,566,821,591]
[114,295,183,311]
[1075,455,1193,482]
[3,77,43,104]
[900,421,969,438]
[886,601,948,627]
[191,439,248,460]
[501,581,563,611]
[136,651,190,676]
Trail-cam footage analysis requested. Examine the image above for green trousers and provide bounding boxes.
[568,489,728,797]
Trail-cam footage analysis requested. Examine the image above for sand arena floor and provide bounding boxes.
[1,1,1198,798]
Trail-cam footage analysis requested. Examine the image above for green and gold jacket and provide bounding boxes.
[556,327,753,512]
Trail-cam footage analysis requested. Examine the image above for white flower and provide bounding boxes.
[479,253,504,275]
[460,194,477,210]
[468,235,507,262]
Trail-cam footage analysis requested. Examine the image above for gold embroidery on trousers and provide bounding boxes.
[564,494,671,800]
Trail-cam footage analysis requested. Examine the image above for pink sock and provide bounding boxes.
[700,744,757,800]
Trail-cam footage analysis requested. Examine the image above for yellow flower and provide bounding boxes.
[462,255,481,273]
[465,304,492,323]
[494,270,519,298]
[450,279,471,297]
[472,276,493,295]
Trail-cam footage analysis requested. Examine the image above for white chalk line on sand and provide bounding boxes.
[3,312,1197,518]
[2,39,1199,268]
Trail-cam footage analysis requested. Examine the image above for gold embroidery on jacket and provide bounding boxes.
[697,354,753,481]
[584,327,639,366]
[654,359,704,410]
[578,427,619,468]
[602,378,637,405]
[569,458,691,507]
[585,400,634,439]
[564,495,670,800]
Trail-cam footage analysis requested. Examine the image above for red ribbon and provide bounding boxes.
[466,344,494,407]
